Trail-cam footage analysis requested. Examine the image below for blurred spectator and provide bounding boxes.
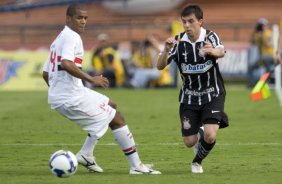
[248,18,276,87]
[168,18,184,37]
[168,19,183,87]
[123,35,172,88]
[116,41,134,81]
[89,33,125,88]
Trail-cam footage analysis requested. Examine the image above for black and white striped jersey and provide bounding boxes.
[168,27,226,106]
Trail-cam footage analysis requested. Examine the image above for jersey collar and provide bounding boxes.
[182,27,207,44]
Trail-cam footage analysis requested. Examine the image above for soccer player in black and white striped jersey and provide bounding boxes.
[157,4,229,173]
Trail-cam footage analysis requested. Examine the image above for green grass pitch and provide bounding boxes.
[0,88,282,184]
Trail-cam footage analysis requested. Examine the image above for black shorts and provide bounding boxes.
[179,95,229,136]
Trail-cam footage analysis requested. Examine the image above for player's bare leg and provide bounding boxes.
[191,123,219,173]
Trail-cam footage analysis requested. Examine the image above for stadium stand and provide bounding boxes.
[0,0,106,12]
[0,0,281,49]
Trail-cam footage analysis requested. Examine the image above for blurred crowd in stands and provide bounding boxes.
[248,18,277,87]
[83,19,183,89]
[85,33,178,89]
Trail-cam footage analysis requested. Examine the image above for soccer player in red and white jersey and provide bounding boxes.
[42,4,160,175]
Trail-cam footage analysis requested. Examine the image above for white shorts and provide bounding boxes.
[55,89,116,139]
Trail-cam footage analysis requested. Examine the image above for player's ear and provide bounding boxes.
[199,19,203,26]
[66,16,72,24]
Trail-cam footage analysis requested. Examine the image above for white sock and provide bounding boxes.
[112,125,141,169]
[79,134,98,157]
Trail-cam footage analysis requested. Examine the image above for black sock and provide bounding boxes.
[192,139,216,164]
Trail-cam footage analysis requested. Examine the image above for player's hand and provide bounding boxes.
[200,41,213,55]
[91,75,109,89]
[164,37,177,52]
[199,41,225,58]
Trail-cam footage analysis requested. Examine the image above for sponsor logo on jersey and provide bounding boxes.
[181,60,213,74]
[184,87,215,96]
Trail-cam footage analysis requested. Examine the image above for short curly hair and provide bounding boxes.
[66,4,84,17]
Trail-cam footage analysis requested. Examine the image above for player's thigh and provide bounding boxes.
[202,95,229,129]
[179,103,202,137]
[203,123,219,143]
[56,91,116,138]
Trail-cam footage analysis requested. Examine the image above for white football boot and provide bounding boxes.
[191,162,203,173]
[76,152,103,173]
[129,163,161,174]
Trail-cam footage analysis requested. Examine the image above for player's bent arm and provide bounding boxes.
[43,71,49,86]
[61,60,109,89]
[61,59,92,81]
[157,37,176,70]
[156,51,169,70]
[210,47,225,58]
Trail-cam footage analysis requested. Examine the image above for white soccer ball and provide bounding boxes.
[49,150,78,178]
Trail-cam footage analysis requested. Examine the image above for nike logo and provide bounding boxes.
[211,110,220,113]
[81,155,96,167]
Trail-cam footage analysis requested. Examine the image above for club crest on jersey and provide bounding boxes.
[181,60,213,74]
[182,117,191,130]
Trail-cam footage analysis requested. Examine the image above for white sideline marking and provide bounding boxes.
[1,142,282,146]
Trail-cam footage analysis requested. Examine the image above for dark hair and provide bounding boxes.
[66,4,84,17]
[255,23,263,32]
[143,39,151,47]
[181,5,203,20]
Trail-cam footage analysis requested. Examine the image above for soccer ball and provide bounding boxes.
[49,150,78,178]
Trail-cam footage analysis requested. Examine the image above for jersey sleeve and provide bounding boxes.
[61,34,77,62]
[207,31,224,49]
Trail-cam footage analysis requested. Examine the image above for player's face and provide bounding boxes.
[67,9,88,34]
[181,14,202,42]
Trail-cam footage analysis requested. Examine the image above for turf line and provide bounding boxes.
[1,142,282,146]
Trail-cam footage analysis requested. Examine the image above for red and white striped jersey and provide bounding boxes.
[43,26,85,109]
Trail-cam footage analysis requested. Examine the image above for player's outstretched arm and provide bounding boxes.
[61,60,109,89]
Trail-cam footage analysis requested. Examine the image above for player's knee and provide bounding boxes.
[184,142,194,148]
[109,111,125,130]
[108,100,117,109]
[183,136,197,148]
[204,132,216,144]
[115,111,125,122]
